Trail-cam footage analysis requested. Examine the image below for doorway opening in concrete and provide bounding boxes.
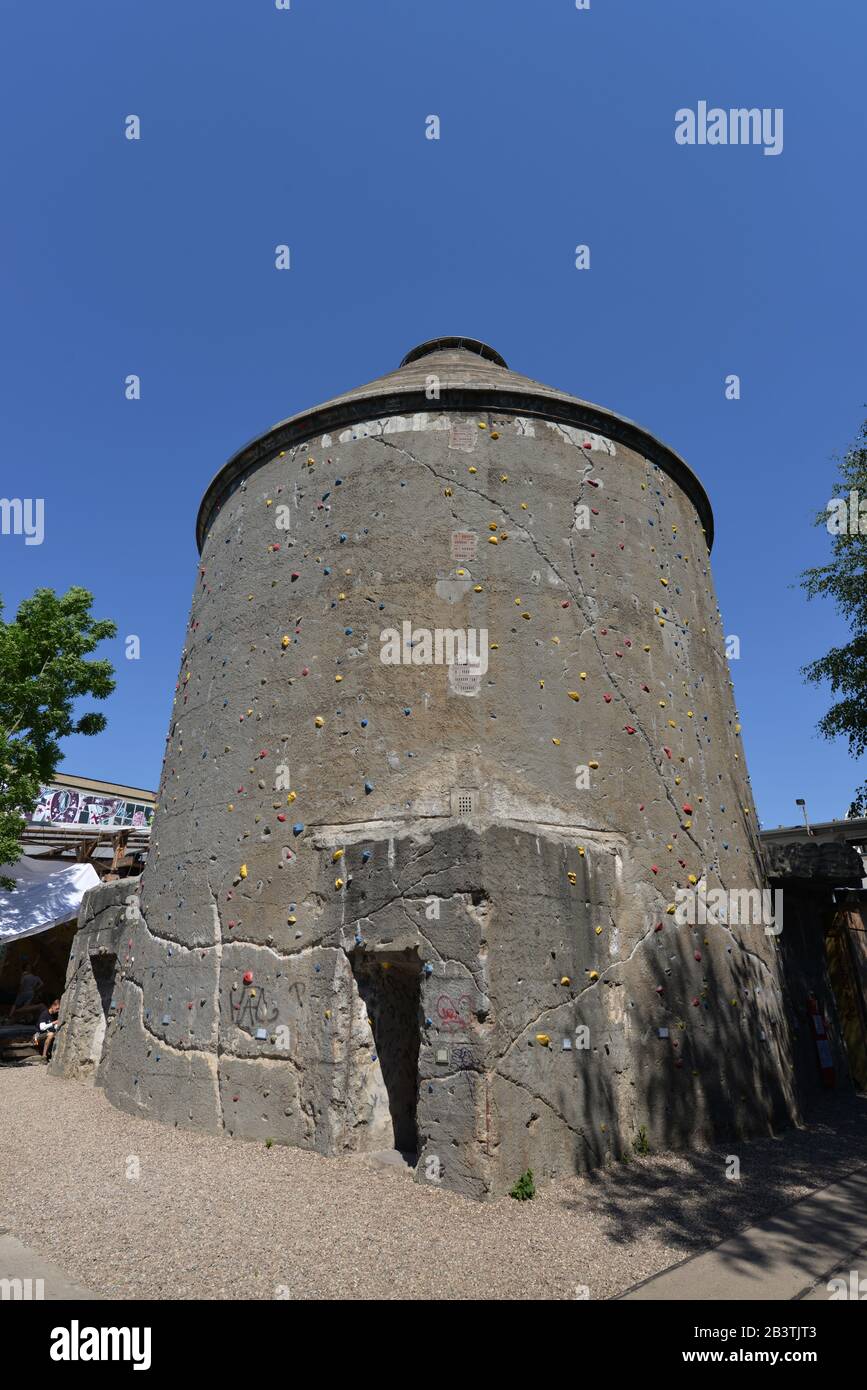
[90,952,117,1018]
[350,949,421,1158]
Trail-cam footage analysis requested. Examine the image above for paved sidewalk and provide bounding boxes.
[0,1231,101,1300]
[620,1167,867,1300]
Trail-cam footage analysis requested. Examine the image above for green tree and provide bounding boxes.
[800,417,867,815]
[0,587,116,884]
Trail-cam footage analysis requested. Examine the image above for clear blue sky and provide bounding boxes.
[1,0,864,827]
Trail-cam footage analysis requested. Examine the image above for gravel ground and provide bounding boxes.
[2,1064,866,1300]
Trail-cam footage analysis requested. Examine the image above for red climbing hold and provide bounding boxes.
[663,747,672,759]
[561,601,570,609]
[651,865,659,874]
[693,951,702,962]
[682,803,693,814]
[603,693,612,703]
[624,725,636,734]
[243,970,254,984]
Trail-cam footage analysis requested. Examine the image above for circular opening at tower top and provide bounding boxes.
[400,337,509,369]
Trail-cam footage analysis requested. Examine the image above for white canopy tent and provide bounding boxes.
[0,857,99,944]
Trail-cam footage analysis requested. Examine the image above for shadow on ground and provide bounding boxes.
[558,1091,867,1288]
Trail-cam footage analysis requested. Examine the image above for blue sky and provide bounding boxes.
[1,0,864,827]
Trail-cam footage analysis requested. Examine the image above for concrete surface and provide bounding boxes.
[621,1166,867,1300]
[0,1232,101,1301]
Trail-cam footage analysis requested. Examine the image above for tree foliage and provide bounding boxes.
[800,418,867,815]
[0,587,116,882]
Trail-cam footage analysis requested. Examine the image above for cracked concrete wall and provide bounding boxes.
[56,349,798,1198]
[52,878,134,1081]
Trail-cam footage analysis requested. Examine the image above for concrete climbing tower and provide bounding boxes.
[58,337,797,1198]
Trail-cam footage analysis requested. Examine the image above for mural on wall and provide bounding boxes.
[29,786,154,831]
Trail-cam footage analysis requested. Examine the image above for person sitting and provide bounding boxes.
[33,999,61,1062]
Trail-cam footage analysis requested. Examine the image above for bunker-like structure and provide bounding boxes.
[56,338,797,1197]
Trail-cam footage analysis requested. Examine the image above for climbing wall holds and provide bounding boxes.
[536,1034,551,1047]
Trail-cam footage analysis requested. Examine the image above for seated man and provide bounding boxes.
[33,999,61,1062]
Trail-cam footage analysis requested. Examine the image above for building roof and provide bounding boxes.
[196,338,715,552]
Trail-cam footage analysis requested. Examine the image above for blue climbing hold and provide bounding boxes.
[292,822,304,835]
[364,780,374,794]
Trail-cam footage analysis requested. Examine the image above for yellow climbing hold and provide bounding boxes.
[287,791,296,803]
[490,431,500,439]
[473,585,483,592]
[240,864,248,879]
[577,845,586,856]
[688,874,697,885]
[443,487,453,497]
[521,502,528,509]
[552,737,561,745]
[660,578,669,586]
[568,691,580,701]
[666,903,676,914]
[595,926,603,935]
[536,1033,550,1046]
[266,499,273,507]
[334,877,344,889]
[561,976,571,986]
[588,761,599,770]
[314,716,325,727]
[567,871,577,884]
[332,848,344,862]
[489,522,498,530]
[281,635,290,649]
[587,970,599,982]
[335,674,343,682]
[227,803,234,812]
[500,474,509,483]
[478,422,487,430]
[580,672,587,680]
[468,465,477,474]
[488,536,499,545]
